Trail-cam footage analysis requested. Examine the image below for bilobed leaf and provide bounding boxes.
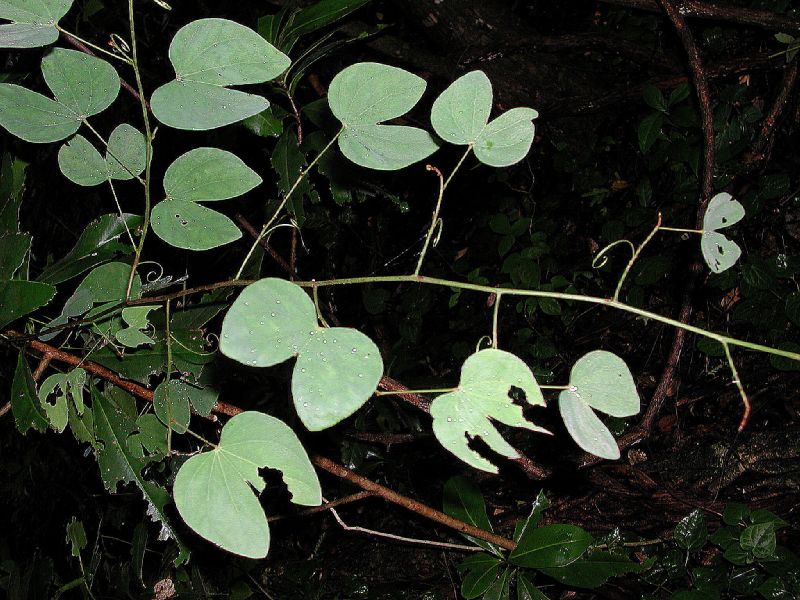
[151,18,289,131]
[37,213,140,284]
[106,124,146,180]
[173,411,322,558]
[474,107,538,168]
[0,84,79,143]
[430,70,493,145]
[164,148,261,202]
[220,278,383,431]
[702,192,745,231]
[443,476,500,555]
[92,387,188,564]
[0,280,56,329]
[510,524,593,568]
[430,349,549,473]
[150,200,242,251]
[700,192,745,273]
[0,232,31,278]
[0,0,73,48]
[328,62,438,170]
[58,134,107,186]
[558,350,640,460]
[153,379,191,433]
[41,48,119,117]
[11,351,48,434]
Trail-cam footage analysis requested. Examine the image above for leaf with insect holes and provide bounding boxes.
[0,48,119,143]
[151,148,261,251]
[701,192,745,273]
[151,18,290,130]
[173,411,321,558]
[558,351,639,460]
[328,62,439,170]
[430,349,549,473]
[431,70,538,167]
[0,0,73,48]
[220,278,384,431]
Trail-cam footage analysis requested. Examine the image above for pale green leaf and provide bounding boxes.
[173,411,321,558]
[0,84,78,143]
[430,70,492,145]
[430,349,549,473]
[558,390,620,459]
[0,0,73,48]
[474,107,538,167]
[220,278,383,431]
[338,124,439,171]
[565,350,639,417]
[703,192,745,231]
[169,18,289,86]
[164,147,261,202]
[328,62,427,125]
[701,231,742,274]
[115,305,156,348]
[39,368,86,432]
[0,280,56,329]
[153,379,191,433]
[41,48,119,117]
[151,80,270,131]
[58,134,107,186]
[106,123,146,180]
[150,199,242,251]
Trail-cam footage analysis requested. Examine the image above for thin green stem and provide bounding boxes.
[659,226,704,234]
[613,214,662,302]
[82,120,145,184]
[184,426,218,449]
[414,146,472,276]
[107,180,135,245]
[540,384,570,390]
[125,0,154,301]
[57,26,132,64]
[492,292,502,349]
[313,285,330,327]
[375,387,457,396]
[165,299,173,454]
[722,342,751,432]
[235,128,342,280]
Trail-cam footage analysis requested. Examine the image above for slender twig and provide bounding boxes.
[57,26,132,64]
[613,213,662,302]
[722,342,751,432]
[233,214,293,275]
[375,387,457,396]
[492,292,502,348]
[267,491,374,522]
[32,355,53,380]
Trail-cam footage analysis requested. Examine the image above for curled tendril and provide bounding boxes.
[204,332,220,352]
[143,262,165,283]
[169,332,217,358]
[109,33,131,56]
[475,335,493,352]
[592,239,636,269]
[431,218,444,248]
[151,0,172,10]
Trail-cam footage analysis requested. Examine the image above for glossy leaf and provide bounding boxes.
[279,0,369,50]
[483,567,511,600]
[11,351,48,434]
[474,107,538,168]
[517,574,549,600]
[220,278,383,431]
[514,491,551,542]
[153,379,191,433]
[0,280,56,329]
[106,124,146,180]
[151,18,289,130]
[37,213,140,284]
[675,509,707,551]
[510,524,593,568]
[538,550,647,589]
[0,0,73,48]
[58,134,107,186]
[0,232,30,278]
[431,71,493,145]
[430,349,549,473]
[459,553,501,599]
[150,200,242,251]
[443,476,500,555]
[328,62,438,170]
[173,411,321,558]
[740,522,776,559]
[164,148,262,202]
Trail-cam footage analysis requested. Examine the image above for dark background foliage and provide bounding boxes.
[1,0,799,598]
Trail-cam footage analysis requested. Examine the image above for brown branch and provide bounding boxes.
[267,491,374,522]
[599,0,800,32]
[741,62,800,172]
[32,356,53,380]
[311,455,517,551]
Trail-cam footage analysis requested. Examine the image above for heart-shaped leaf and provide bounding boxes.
[220,278,384,431]
[0,48,119,143]
[58,135,107,186]
[106,124,146,180]
[151,200,242,251]
[700,192,745,273]
[430,70,493,145]
[173,411,321,558]
[0,0,73,48]
[151,18,289,130]
[164,147,262,202]
[430,349,549,473]
[473,107,538,168]
[328,62,439,170]
[558,350,639,460]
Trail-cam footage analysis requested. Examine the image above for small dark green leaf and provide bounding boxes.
[65,517,87,558]
[443,476,499,555]
[538,550,647,589]
[638,112,663,153]
[517,574,549,600]
[510,524,593,568]
[740,523,776,559]
[11,351,48,434]
[643,85,667,112]
[458,553,501,599]
[0,280,56,329]
[723,503,750,526]
[675,509,707,551]
[0,232,30,278]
